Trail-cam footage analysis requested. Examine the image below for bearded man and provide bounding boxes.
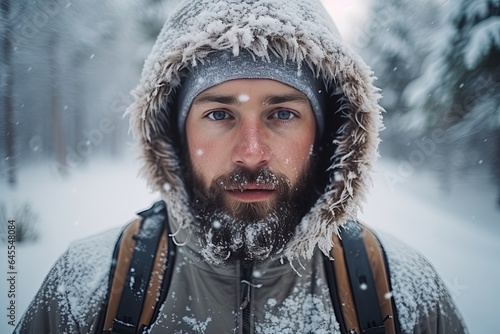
[15,0,468,333]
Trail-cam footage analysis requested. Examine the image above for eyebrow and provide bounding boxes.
[263,93,309,105]
[193,92,309,105]
[193,94,238,105]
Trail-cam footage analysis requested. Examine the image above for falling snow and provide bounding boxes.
[238,94,250,102]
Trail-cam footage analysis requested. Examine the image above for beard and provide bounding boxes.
[186,162,318,267]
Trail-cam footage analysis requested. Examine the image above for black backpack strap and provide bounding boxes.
[111,201,167,333]
[96,200,175,334]
[323,254,348,333]
[325,220,400,334]
[341,221,384,333]
[95,224,127,333]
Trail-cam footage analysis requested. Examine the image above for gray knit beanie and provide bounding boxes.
[176,51,326,136]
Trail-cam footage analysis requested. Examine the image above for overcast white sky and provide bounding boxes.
[320,0,372,42]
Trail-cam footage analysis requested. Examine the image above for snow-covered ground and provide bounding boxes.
[1,156,499,333]
[360,161,500,333]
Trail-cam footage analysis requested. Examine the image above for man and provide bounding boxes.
[15,0,468,333]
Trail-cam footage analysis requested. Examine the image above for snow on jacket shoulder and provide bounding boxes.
[378,233,468,334]
[14,223,468,334]
[14,227,120,334]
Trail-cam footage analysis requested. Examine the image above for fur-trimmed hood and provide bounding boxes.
[127,0,383,261]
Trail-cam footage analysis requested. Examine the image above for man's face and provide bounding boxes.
[185,79,317,265]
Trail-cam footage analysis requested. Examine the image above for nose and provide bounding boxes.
[231,119,271,170]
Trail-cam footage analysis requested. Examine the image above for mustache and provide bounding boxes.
[212,168,292,193]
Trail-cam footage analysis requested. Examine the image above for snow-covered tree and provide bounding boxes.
[361,0,500,204]
[357,0,452,164]
[418,0,500,202]
[359,0,449,118]
[421,0,500,124]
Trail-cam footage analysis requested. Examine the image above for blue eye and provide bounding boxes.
[274,110,295,120]
[208,110,229,121]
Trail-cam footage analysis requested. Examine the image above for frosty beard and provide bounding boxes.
[187,165,317,267]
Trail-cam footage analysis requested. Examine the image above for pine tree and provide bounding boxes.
[360,0,449,116]
[422,0,500,202]
[359,0,450,157]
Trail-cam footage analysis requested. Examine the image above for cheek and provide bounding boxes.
[187,144,210,188]
[189,143,208,170]
[282,120,316,172]
[291,142,314,167]
[187,129,207,159]
[186,113,210,165]
[188,140,222,182]
[274,140,314,177]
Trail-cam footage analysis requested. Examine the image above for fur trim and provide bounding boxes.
[126,0,383,261]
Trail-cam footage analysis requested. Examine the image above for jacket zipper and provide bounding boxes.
[240,264,253,334]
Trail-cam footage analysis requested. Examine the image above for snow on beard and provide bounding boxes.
[189,167,316,267]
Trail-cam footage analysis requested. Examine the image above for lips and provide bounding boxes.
[224,182,275,191]
[225,184,275,202]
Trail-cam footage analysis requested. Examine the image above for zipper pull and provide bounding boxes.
[240,283,250,310]
[240,298,249,310]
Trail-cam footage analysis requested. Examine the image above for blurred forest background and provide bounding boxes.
[2,2,499,332]
[358,0,500,205]
[1,0,499,201]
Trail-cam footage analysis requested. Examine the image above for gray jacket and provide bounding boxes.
[15,0,468,332]
[15,216,467,333]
